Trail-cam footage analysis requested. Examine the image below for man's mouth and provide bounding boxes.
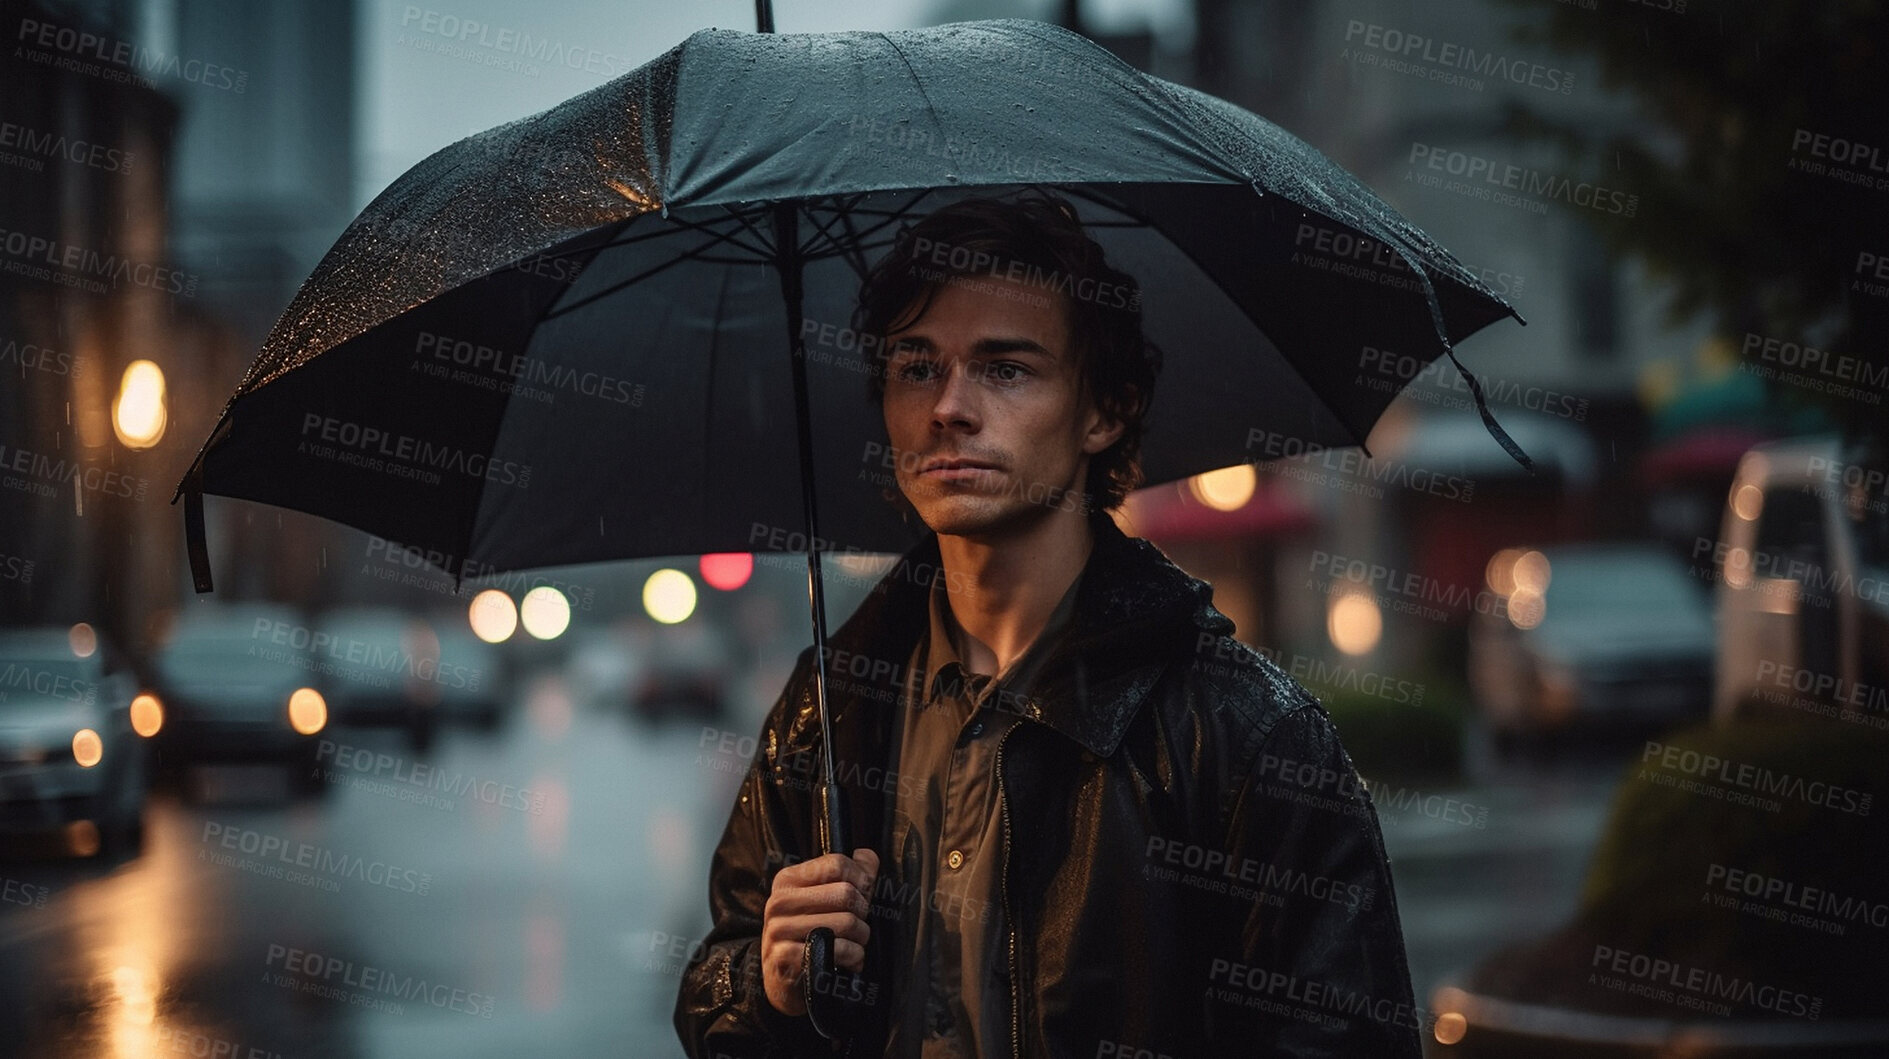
[919,457,1001,478]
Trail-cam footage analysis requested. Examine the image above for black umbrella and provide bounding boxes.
[172,6,1525,1038]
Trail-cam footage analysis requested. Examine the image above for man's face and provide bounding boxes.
[881,275,1123,539]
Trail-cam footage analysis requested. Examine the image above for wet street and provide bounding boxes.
[0,667,756,1059]
[0,659,1623,1058]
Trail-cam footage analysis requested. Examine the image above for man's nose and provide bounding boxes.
[930,361,981,429]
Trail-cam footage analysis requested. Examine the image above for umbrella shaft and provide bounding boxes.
[773,200,848,856]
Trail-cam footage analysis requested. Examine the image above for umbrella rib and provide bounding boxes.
[796,193,867,260]
[542,214,770,321]
[1057,181,1376,449]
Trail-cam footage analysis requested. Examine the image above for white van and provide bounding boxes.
[1708,435,1889,725]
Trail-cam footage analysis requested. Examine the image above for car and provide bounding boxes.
[308,607,444,748]
[1469,542,1714,751]
[1709,434,1889,725]
[424,619,509,731]
[629,618,733,725]
[0,624,151,855]
[149,602,330,787]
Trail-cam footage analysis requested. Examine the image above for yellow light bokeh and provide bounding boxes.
[1188,464,1257,512]
[1511,551,1551,594]
[469,589,519,643]
[112,359,167,449]
[287,687,327,735]
[68,621,98,658]
[644,569,698,624]
[129,693,163,737]
[1484,548,1522,595]
[72,728,104,768]
[1433,1011,1467,1045]
[1732,483,1764,521]
[520,586,572,640]
[1327,592,1383,656]
[1507,588,1546,629]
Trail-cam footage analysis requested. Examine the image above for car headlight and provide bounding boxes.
[130,692,164,737]
[72,728,103,768]
[287,687,327,735]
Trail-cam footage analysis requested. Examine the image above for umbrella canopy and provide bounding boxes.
[173,18,1523,590]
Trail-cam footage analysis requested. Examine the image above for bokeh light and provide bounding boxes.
[644,569,698,624]
[469,589,519,643]
[520,586,572,639]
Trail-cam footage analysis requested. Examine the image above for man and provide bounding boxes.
[675,193,1422,1058]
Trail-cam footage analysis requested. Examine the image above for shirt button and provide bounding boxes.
[946,849,965,870]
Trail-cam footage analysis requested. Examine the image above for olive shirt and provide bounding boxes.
[880,565,1086,1059]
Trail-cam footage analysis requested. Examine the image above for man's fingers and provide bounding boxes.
[767,879,871,921]
[833,938,866,972]
[852,847,879,883]
[775,851,875,894]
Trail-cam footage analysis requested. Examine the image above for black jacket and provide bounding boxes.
[674,515,1424,1058]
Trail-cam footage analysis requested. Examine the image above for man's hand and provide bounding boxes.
[760,848,880,1018]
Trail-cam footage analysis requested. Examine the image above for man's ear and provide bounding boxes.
[1088,402,1125,453]
[1081,399,1127,456]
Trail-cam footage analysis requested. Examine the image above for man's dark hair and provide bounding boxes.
[852,190,1162,513]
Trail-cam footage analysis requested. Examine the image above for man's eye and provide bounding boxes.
[986,361,1028,383]
[896,360,938,382]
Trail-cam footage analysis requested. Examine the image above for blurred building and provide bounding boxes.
[0,0,357,652]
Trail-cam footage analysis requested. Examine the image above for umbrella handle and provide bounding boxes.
[802,780,879,1041]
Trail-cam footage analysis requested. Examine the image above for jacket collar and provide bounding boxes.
[810,511,1234,758]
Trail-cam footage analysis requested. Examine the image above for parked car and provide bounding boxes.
[309,607,442,748]
[1469,543,1714,751]
[425,620,508,731]
[0,624,151,854]
[629,619,733,725]
[1710,434,1889,725]
[149,602,329,786]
